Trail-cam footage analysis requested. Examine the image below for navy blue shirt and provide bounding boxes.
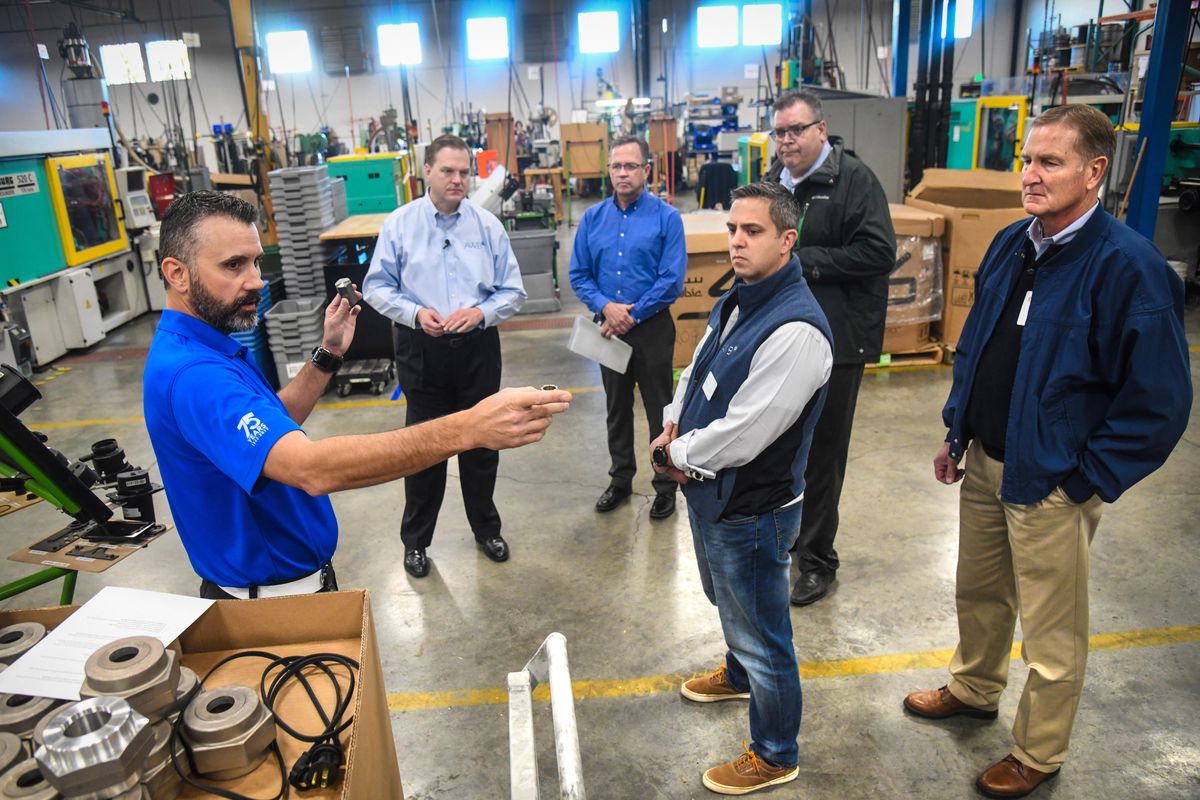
[568,191,686,323]
[143,310,337,587]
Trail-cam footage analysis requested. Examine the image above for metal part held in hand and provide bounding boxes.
[79,637,180,723]
[180,685,276,781]
[35,696,152,800]
[507,632,585,800]
[0,732,23,776]
[0,694,62,739]
[0,758,59,800]
[334,277,358,306]
[0,623,46,665]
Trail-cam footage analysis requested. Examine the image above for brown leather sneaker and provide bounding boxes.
[903,685,998,719]
[976,754,1058,798]
[702,744,799,795]
[681,665,750,703]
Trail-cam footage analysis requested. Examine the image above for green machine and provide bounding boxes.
[326,153,407,214]
[738,133,771,186]
[947,99,977,171]
[1165,126,1200,188]
[0,157,70,285]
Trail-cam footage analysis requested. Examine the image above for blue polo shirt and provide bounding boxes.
[143,310,337,587]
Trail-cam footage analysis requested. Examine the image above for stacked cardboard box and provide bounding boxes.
[883,204,946,354]
[673,211,735,369]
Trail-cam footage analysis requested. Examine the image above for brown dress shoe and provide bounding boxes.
[976,754,1058,798]
[903,685,998,719]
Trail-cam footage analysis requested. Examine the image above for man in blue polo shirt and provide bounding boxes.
[569,134,686,520]
[143,191,571,599]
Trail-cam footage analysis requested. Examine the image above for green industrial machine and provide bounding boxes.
[326,153,406,214]
[0,158,70,285]
[737,133,771,186]
[947,99,977,171]
[1165,126,1200,188]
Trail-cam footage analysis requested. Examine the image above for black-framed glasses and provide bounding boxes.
[609,162,647,173]
[769,120,822,140]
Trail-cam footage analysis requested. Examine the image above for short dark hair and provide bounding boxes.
[1029,104,1115,168]
[425,134,471,166]
[730,182,800,234]
[772,90,823,121]
[609,134,650,164]
[159,190,257,266]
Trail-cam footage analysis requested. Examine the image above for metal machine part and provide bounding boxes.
[35,697,151,800]
[0,732,24,776]
[0,758,59,799]
[139,722,185,800]
[161,667,198,725]
[31,703,76,751]
[0,696,62,740]
[0,624,46,665]
[79,638,180,723]
[334,277,358,307]
[180,686,276,781]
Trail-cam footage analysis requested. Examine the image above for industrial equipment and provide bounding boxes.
[974,96,1028,173]
[737,133,771,185]
[326,153,409,213]
[113,167,157,230]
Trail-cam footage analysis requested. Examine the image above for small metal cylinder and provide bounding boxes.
[35,696,152,800]
[80,637,180,723]
[0,696,62,740]
[334,277,357,306]
[0,732,24,777]
[0,757,59,799]
[0,624,45,666]
[181,686,276,781]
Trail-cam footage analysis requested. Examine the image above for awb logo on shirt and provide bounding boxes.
[463,240,484,250]
[237,412,269,446]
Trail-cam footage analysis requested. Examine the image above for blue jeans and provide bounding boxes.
[689,502,803,767]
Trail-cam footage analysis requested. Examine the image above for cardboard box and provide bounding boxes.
[888,204,945,328]
[882,322,931,354]
[904,169,1027,346]
[681,210,731,254]
[0,591,402,800]
[673,316,708,370]
[672,211,733,368]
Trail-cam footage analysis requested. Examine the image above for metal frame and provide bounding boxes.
[507,632,585,800]
[973,95,1029,172]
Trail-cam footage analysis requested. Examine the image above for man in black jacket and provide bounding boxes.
[764,90,896,606]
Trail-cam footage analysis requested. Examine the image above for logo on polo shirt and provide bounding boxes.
[237,412,269,446]
[463,240,484,250]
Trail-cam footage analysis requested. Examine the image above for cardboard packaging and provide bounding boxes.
[905,169,1026,347]
[673,211,734,368]
[882,322,932,354]
[0,590,402,800]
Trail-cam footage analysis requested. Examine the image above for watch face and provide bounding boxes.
[653,446,667,467]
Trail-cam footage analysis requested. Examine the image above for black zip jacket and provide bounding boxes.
[765,137,895,364]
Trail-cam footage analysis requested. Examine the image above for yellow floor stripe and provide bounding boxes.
[386,623,1200,713]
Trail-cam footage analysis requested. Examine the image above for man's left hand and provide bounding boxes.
[444,307,485,334]
[321,288,362,356]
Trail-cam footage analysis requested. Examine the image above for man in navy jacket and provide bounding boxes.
[904,105,1192,798]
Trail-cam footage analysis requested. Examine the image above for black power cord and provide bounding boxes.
[168,649,361,799]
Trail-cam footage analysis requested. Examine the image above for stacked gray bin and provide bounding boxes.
[510,227,560,314]
[263,297,324,387]
[269,166,347,300]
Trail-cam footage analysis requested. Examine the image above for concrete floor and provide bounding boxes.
[1,195,1197,799]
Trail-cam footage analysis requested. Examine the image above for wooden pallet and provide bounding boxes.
[867,341,946,369]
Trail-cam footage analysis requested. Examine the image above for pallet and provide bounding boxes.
[867,342,946,369]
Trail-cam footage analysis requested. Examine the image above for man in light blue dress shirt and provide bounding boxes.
[364,134,526,578]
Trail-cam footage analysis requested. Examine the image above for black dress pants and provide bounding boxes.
[599,310,677,496]
[393,325,502,551]
[794,363,865,574]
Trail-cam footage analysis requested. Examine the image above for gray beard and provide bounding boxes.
[188,267,260,335]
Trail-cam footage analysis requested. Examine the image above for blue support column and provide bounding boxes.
[892,0,911,97]
[1126,0,1191,237]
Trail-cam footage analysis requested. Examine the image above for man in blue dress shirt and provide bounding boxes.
[364,135,527,578]
[569,134,687,520]
[144,191,569,598]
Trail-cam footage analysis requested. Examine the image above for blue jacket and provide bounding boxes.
[944,207,1191,505]
[679,257,832,522]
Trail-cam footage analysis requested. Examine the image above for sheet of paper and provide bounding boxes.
[567,315,633,374]
[0,587,213,701]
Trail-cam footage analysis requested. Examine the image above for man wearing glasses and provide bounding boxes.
[569,135,687,520]
[764,90,896,607]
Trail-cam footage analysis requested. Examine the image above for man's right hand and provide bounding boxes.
[600,302,636,338]
[934,441,965,484]
[468,387,573,450]
[416,307,445,337]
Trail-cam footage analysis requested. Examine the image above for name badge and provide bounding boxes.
[702,372,718,400]
[1017,291,1032,327]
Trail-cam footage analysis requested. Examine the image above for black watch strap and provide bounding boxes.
[310,346,344,374]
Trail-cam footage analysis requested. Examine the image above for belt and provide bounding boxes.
[219,567,323,600]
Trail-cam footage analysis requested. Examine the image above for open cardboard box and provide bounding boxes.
[0,590,402,800]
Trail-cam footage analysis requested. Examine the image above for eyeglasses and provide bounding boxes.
[609,162,646,173]
[769,120,821,141]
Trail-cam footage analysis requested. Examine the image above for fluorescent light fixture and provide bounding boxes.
[595,98,628,110]
[146,40,191,81]
[697,6,739,48]
[265,30,312,74]
[99,43,146,85]
[379,23,422,66]
[578,11,619,54]
[466,16,509,60]
[742,4,783,46]
[941,0,973,38]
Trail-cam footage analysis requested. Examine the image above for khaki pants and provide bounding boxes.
[947,447,1103,772]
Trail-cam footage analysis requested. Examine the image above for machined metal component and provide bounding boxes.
[0,758,59,799]
[140,722,185,800]
[0,732,24,777]
[35,696,152,800]
[180,686,275,781]
[0,624,45,666]
[0,696,62,740]
[79,637,180,723]
[160,667,198,725]
[29,702,76,751]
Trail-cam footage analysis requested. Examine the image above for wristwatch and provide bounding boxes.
[310,346,344,374]
[652,445,669,468]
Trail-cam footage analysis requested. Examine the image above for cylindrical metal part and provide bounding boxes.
[30,703,75,751]
[35,696,152,800]
[0,732,24,777]
[0,625,46,666]
[139,722,185,800]
[334,277,358,306]
[161,667,197,725]
[80,638,180,723]
[0,758,59,799]
[181,686,275,781]
[0,696,62,740]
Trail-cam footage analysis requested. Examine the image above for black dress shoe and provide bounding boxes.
[477,535,509,563]
[595,485,631,513]
[403,548,430,578]
[790,570,835,606]
[649,492,676,519]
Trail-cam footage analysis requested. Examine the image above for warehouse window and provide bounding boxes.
[98,43,146,85]
[742,4,782,46]
[942,0,973,38]
[697,6,739,48]
[466,16,509,61]
[145,40,191,81]
[578,11,619,54]
[379,23,422,66]
[265,30,313,74]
